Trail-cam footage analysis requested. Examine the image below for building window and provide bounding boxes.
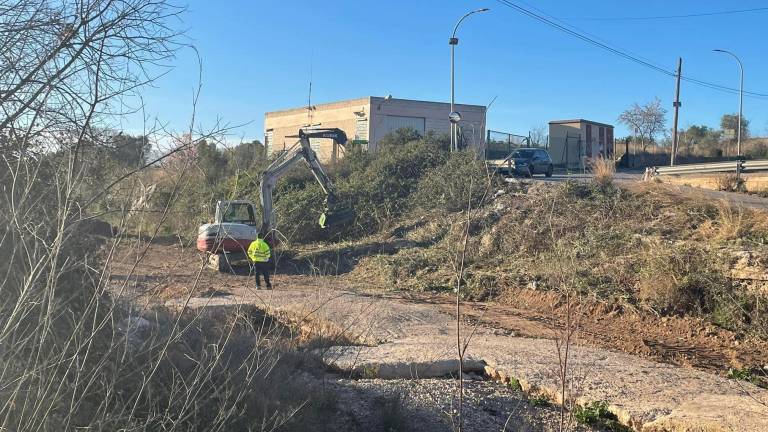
[599,126,605,156]
[606,128,614,156]
[384,115,425,135]
[264,129,273,154]
[354,118,369,150]
[355,118,368,140]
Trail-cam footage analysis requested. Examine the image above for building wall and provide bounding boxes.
[264,97,370,162]
[549,122,583,167]
[264,97,486,162]
[368,97,486,153]
[549,120,615,168]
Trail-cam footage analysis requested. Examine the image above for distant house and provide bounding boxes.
[548,119,614,168]
[264,96,486,162]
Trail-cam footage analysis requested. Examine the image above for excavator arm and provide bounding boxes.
[259,128,354,238]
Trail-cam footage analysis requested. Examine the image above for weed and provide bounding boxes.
[507,377,522,391]
[726,367,767,388]
[716,173,745,192]
[573,400,631,432]
[528,395,550,407]
[410,150,497,212]
[590,157,616,188]
[637,244,728,315]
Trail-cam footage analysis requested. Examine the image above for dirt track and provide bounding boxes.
[110,240,768,377]
[109,241,768,431]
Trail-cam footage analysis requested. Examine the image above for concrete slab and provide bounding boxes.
[172,288,768,431]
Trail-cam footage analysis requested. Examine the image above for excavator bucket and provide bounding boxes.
[319,207,355,228]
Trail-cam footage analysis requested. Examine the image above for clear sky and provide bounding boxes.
[126,0,768,143]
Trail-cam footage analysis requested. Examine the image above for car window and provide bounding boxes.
[511,149,535,158]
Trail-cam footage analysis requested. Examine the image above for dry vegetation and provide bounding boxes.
[4,1,768,430]
[0,1,353,430]
[338,180,768,339]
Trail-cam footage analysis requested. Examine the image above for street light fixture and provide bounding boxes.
[713,49,744,157]
[450,7,489,152]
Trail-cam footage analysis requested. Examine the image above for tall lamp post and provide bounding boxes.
[450,8,489,152]
[713,49,744,157]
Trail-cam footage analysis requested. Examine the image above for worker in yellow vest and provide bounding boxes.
[247,235,272,289]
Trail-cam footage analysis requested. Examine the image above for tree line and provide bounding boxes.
[617,98,756,158]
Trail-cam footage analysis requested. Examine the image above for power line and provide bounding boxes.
[494,0,768,99]
[561,6,768,22]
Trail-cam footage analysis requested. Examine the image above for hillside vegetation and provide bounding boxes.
[116,127,768,339]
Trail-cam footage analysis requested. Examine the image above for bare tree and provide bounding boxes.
[530,124,548,147]
[0,0,181,157]
[618,98,667,152]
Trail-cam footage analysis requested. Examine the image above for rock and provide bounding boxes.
[643,394,768,432]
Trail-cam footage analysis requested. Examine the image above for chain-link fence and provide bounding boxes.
[485,130,533,160]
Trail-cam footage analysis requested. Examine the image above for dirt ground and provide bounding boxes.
[326,376,597,432]
[108,238,768,380]
[108,238,606,431]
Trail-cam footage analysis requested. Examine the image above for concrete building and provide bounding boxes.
[264,96,486,161]
[548,119,614,168]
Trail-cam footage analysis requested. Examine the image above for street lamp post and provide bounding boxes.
[450,8,489,152]
[713,49,744,157]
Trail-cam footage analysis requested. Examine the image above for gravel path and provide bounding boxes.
[171,284,768,431]
[325,376,596,432]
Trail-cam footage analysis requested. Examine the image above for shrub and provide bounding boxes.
[265,134,449,244]
[337,137,449,234]
[716,173,744,192]
[411,151,495,212]
[574,400,630,431]
[590,157,615,188]
[637,244,728,315]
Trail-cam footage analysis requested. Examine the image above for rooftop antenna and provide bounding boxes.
[306,56,313,126]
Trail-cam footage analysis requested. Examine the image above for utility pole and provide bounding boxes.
[449,8,489,152]
[713,49,744,158]
[670,57,682,166]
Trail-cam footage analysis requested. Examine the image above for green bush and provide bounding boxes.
[574,401,630,431]
[637,244,728,315]
[411,151,495,212]
[335,137,449,234]
[260,131,450,244]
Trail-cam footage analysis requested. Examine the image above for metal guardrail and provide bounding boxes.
[652,161,741,176]
[743,160,768,173]
[647,159,768,179]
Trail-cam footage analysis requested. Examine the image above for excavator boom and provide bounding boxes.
[259,128,354,238]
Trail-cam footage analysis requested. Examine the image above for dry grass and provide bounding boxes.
[716,173,745,192]
[589,157,615,188]
[713,201,747,240]
[340,180,768,338]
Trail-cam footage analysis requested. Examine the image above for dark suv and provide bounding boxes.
[496,148,554,177]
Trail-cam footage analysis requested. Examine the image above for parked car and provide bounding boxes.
[488,148,554,177]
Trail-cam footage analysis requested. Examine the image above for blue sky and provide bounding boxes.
[127,0,768,142]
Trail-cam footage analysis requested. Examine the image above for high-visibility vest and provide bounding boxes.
[247,238,271,263]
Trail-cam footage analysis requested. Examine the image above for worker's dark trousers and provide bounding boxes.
[253,262,271,289]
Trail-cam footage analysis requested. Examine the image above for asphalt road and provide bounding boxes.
[509,169,768,210]
[518,169,643,183]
